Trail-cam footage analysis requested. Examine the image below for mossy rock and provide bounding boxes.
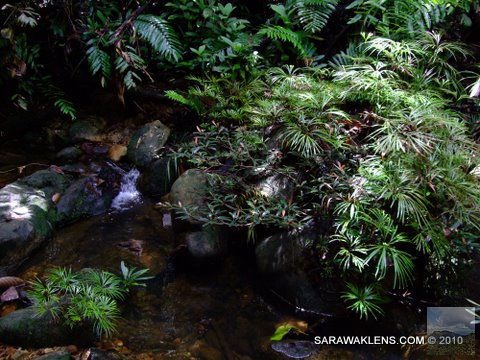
[0,307,92,347]
[127,120,170,167]
[0,181,57,272]
[169,169,209,224]
[56,177,115,223]
[20,169,71,198]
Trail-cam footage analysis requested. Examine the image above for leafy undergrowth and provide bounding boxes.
[166,32,480,318]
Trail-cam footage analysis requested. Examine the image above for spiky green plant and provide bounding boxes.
[29,262,152,338]
[342,283,386,320]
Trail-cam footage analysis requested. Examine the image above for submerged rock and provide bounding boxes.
[185,226,224,259]
[127,120,170,167]
[0,307,90,347]
[36,350,71,360]
[271,340,317,359]
[255,231,315,274]
[255,231,330,316]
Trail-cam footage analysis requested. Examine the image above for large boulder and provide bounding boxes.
[56,177,116,223]
[127,120,170,167]
[20,169,71,198]
[169,169,209,224]
[139,158,176,197]
[170,169,208,209]
[0,307,91,347]
[0,170,69,272]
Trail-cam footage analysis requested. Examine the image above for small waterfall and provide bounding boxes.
[111,168,142,210]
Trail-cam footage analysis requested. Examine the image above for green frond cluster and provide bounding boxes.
[28,262,152,338]
[258,26,310,57]
[342,283,386,320]
[292,0,340,33]
[134,14,182,62]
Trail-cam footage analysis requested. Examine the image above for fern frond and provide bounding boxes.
[134,14,182,62]
[86,40,111,86]
[293,0,340,33]
[258,25,310,56]
[37,77,76,120]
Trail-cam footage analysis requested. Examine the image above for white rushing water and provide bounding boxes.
[111,168,142,210]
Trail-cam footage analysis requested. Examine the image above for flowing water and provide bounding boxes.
[111,168,142,211]
[12,170,441,359]
[18,200,282,359]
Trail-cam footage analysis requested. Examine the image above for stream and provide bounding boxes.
[16,189,281,358]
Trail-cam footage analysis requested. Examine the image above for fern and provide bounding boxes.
[292,0,340,33]
[37,77,76,119]
[165,90,203,113]
[347,0,461,37]
[258,25,310,56]
[134,14,182,62]
[86,40,111,87]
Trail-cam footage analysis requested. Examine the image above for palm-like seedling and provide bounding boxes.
[342,283,386,320]
[29,263,151,338]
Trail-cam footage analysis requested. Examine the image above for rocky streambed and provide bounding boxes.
[0,116,437,359]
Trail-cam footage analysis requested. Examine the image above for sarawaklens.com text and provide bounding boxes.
[314,336,425,345]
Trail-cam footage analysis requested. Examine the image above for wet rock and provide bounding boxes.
[36,349,71,360]
[56,147,82,163]
[0,171,66,271]
[81,143,110,157]
[108,144,127,162]
[255,231,315,274]
[169,169,208,223]
[254,173,294,200]
[69,119,103,143]
[0,307,89,347]
[86,348,124,360]
[185,226,223,259]
[127,120,170,167]
[20,169,70,198]
[271,340,317,359]
[56,177,115,223]
[255,231,329,316]
[1,286,19,302]
[139,158,176,197]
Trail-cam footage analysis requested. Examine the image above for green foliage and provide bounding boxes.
[164,0,259,77]
[270,323,304,341]
[170,55,480,317]
[134,14,182,62]
[0,4,76,118]
[342,283,386,320]
[347,0,478,38]
[29,263,152,338]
